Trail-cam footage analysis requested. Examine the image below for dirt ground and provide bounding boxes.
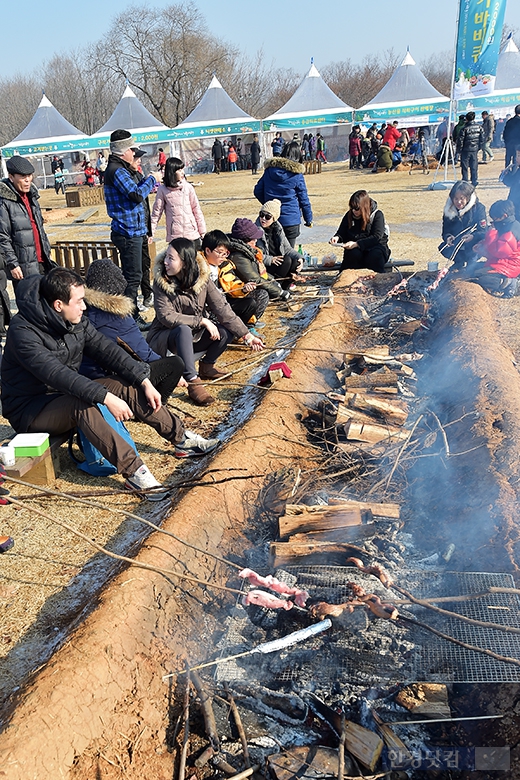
[1,157,520,776]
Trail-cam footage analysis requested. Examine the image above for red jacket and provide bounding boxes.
[349,136,362,156]
[383,125,402,150]
[483,226,520,278]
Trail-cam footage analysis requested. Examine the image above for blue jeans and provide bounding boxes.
[111,232,145,312]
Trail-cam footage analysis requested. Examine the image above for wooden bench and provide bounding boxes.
[51,240,158,277]
[4,433,69,486]
[51,241,120,277]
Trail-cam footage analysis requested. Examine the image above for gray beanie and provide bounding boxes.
[110,129,134,156]
[85,258,127,296]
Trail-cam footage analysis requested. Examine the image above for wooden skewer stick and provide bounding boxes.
[177,666,191,780]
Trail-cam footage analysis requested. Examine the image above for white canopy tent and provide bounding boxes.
[355,50,450,127]
[166,76,261,172]
[456,36,520,118]
[263,63,353,161]
[1,94,92,183]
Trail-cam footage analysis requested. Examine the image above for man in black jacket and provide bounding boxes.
[0,155,52,286]
[503,106,520,167]
[457,112,484,187]
[0,268,219,496]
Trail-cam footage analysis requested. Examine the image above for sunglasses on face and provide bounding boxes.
[259,212,273,220]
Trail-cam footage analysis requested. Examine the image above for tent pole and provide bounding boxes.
[429,0,459,189]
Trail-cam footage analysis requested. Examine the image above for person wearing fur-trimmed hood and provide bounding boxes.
[253,141,313,247]
[440,180,487,268]
[79,258,184,404]
[147,238,263,406]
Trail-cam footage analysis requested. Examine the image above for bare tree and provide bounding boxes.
[323,49,401,108]
[420,51,452,96]
[94,2,236,126]
[43,50,119,135]
[0,74,41,146]
[226,50,301,118]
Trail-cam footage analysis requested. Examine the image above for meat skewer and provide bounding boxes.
[346,557,394,588]
[243,589,294,611]
[239,568,309,606]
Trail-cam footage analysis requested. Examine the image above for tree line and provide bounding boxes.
[1,1,497,148]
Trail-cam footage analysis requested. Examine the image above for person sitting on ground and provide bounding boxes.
[374,143,393,172]
[329,189,391,273]
[79,258,185,404]
[466,200,520,297]
[440,180,487,269]
[0,268,220,500]
[228,218,289,301]
[254,200,303,290]
[202,230,269,335]
[253,141,313,247]
[147,238,264,406]
[150,157,206,251]
[500,145,520,224]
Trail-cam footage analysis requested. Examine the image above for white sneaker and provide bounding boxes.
[174,430,220,458]
[125,464,169,500]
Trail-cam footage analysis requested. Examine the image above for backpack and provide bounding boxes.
[68,403,139,476]
[368,209,391,239]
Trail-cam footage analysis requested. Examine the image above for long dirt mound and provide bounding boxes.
[1,273,520,778]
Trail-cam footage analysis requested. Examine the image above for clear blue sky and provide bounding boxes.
[3,0,520,80]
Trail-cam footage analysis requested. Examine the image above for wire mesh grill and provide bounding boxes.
[215,566,520,685]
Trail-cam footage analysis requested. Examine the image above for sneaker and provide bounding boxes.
[143,295,154,308]
[0,536,14,553]
[248,327,262,338]
[174,430,220,458]
[253,320,266,329]
[125,464,169,501]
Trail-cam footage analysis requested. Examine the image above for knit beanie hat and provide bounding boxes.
[231,218,263,242]
[110,129,134,156]
[85,258,127,296]
[261,199,281,221]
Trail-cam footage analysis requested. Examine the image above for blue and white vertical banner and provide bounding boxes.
[453,0,507,99]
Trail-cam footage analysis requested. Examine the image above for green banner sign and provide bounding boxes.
[355,99,450,124]
[456,91,520,111]
[2,121,263,157]
[262,111,353,130]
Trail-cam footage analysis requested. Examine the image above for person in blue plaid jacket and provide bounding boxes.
[104,129,158,322]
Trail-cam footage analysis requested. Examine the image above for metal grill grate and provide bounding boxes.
[215,566,520,685]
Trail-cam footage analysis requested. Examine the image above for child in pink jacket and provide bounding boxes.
[150,157,206,249]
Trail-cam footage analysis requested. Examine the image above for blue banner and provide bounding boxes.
[453,0,507,99]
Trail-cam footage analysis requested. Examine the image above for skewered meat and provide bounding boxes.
[346,557,394,588]
[364,595,399,621]
[309,601,361,619]
[243,589,293,610]
[239,568,309,606]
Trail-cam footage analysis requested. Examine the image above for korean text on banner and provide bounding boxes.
[453,0,507,100]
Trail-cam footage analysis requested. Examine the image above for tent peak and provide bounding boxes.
[307,63,321,78]
[504,36,519,54]
[208,75,223,90]
[122,84,137,99]
[400,50,416,66]
[39,94,53,109]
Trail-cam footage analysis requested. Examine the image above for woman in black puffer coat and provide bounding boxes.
[330,190,391,273]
